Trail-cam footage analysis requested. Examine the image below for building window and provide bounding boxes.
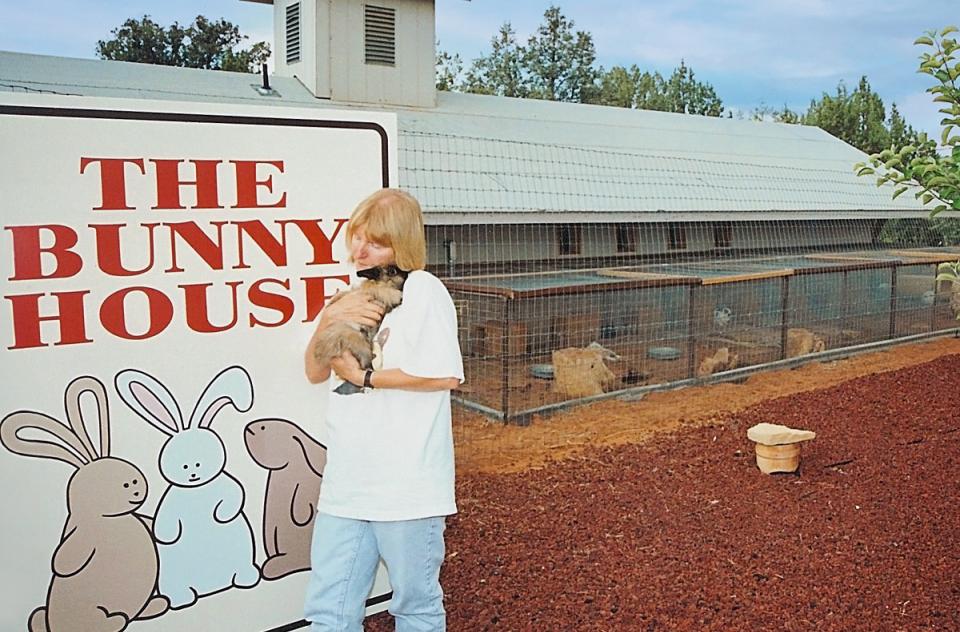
[615,224,638,253]
[668,223,686,250]
[557,225,582,256]
[714,222,732,248]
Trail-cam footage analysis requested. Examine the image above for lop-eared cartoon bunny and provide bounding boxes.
[115,366,260,609]
[0,376,168,632]
[244,418,327,580]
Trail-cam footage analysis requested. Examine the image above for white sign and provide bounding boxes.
[0,93,397,631]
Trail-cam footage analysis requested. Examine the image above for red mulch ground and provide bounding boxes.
[369,353,960,631]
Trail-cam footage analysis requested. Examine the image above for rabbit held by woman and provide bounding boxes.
[313,264,409,395]
[115,366,260,610]
[244,418,327,580]
[0,376,168,632]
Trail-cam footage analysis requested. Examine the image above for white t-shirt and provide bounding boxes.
[317,270,464,521]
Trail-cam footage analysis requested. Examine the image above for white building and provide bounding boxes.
[0,0,934,278]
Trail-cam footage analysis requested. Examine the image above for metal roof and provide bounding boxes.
[0,50,931,223]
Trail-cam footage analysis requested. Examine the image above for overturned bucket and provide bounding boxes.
[747,423,816,474]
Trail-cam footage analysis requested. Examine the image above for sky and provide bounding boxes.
[0,0,954,139]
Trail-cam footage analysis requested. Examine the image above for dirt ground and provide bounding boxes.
[367,335,960,631]
[452,336,960,475]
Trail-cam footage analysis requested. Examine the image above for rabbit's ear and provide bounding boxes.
[292,426,327,478]
[114,369,184,436]
[188,366,253,429]
[64,376,110,459]
[1,411,90,469]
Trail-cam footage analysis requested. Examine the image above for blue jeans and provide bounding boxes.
[304,513,447,632]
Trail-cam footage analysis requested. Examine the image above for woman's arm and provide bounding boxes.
[304,292,384,384]
[331,353,460,392]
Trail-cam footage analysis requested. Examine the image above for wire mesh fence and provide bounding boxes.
[436,232,960,423]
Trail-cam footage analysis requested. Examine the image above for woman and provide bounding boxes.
[303,188,463,632]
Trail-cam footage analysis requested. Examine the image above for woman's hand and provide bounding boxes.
[320,291,384,329]
[330,351,364,386]
[305,290,383,384]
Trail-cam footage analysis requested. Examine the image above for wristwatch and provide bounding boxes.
[363,369,375,390]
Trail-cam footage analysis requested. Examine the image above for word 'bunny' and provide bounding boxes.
[0,376,168,632]
[313,264,409,395]
[245,418,327,579]
[115,366,260,609]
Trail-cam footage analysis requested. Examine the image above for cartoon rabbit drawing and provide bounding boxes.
[114,366,260,609]
[0,376,168,632]
[244,419,327,580]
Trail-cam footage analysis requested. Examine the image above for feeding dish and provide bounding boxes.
[529,364,555,379]
[647,346,682,360]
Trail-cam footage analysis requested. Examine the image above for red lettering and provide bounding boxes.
[6,291,92,349]
[248,278,294,327]
[165,221,227,273]
[180,281,242,333]
[233,220,288,270]
[285,218,348,266]
[99,286,174,340]
[6,225,83,280]
[80,157,146,211]
[91,223,160,276]
[151,159,223,210]
[232,160,286,209]
[302,275,350,322]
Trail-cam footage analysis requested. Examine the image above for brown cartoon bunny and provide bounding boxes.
[244,418,327,580]
[0,376,168,632]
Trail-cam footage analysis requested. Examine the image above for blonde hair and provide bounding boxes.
[346,188,427,271]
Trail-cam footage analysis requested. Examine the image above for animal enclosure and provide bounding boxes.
[447,246,960,421]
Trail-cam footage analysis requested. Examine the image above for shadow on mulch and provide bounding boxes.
[369,355,960,631]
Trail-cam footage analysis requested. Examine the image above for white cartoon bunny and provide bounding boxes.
[114,366,261,609]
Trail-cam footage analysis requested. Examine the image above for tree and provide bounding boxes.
[97,15,270,73]
[802,77,894,154]
[522,6,600,102]
[751,102,801,124]
[450,6,723,113]
[436,45,463,92]
[661,61,724,116]
[461,24,529,97]
[597,64,642,108]
[855,26,960,216]
[595,62,724,116]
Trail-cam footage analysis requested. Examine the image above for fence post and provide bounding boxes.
[780,275,790,360]
[500,296,510,423]
[888,266,897,338]
[686,284,697,379]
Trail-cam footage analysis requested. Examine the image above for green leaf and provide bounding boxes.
[943,26,959,37]
[892,186,909,200]
[914,36,935,46]
[856,166,875,176]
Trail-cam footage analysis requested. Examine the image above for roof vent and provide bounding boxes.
[285,2,301,65]
[364,4,396,66]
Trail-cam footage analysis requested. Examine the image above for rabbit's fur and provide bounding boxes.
[244,418,327,580]
[115,366,260,609]
[313,265,409,393]
[0,376,168,632]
